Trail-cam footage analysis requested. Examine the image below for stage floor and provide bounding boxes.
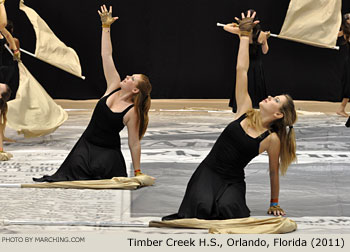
[0,99,349,234]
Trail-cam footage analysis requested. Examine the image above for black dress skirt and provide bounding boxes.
[33,88,134,182]
[337,36,350,99]
[163,113,270,220]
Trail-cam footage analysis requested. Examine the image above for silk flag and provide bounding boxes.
[20,174,155,190]
[19,0,83,78]
[7,62,68,137]
[150,217,297,234]
[277,0,341,49]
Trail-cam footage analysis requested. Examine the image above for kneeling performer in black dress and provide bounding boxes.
[163,11,297,220]
[34,5,152,182]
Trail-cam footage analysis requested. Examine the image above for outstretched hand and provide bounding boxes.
[98,5,118,28]
[233,10,260,37]
[267,205,286,216]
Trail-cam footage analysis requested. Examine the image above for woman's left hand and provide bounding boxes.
[258,31,270,44]
[13,50,21,62]
[223,23,239,35]
[267,205,286,216]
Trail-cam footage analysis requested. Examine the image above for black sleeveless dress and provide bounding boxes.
[33,88,134,182]
[163,113,270,220]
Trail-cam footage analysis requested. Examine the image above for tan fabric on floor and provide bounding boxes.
[0,152,13,161]
[278,0,341,49]
[149,216,297,234]
[20,1,83,78]
[7,63,68,137]
[22,174,155,189]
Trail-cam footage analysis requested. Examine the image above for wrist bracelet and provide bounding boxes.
[102,24,111,28]
[270,198,278,207]
[240,31,252,37]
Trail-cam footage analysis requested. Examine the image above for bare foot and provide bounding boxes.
[336,111,349,117]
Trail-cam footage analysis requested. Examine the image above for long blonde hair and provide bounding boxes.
[246,94,297,175]
[133,74,152,139]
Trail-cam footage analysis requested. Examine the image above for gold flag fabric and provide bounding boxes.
[7,62,68,137]
[19,0,83,78]
[22,174,155,190]
[150,216,297,234]
[278,0,341,49]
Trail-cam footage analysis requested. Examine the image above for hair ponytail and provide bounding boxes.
[271,94,297,175]
[133,74,152,139]
[247,94,297,175]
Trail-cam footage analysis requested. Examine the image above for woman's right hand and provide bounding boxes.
[267,205,286,216]
[234,10,260,37]
[134,169,156,181]
[98,5,118,28]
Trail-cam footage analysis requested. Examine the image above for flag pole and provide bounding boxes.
[2,220,150,227]
[4,44,86,79]
[216,23,339,50]
[269,33,339,50]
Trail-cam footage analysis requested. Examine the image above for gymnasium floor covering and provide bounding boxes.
[0,99,349,234]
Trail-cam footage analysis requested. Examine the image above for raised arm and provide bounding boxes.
[0,28,20,61]
[258,31,270,54]
[234,11,257,118]
[0,1,7,30]
[98,5,121,96]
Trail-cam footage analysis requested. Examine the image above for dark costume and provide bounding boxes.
[0,38,19,100]
[337,36,350,99]
[33,88,133,182]
[163,113,270,220]
[229,31,267,112]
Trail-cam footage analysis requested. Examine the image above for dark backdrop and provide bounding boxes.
[4,0,350,100]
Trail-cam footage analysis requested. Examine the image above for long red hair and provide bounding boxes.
[133,75,152,139]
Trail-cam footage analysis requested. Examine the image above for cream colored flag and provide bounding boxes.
[7,62,68,138]
[276,0,341,49]
[19,0,83,78]
[21,174,155,189]
[150,217,297,234]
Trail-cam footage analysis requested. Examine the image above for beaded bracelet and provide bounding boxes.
[270,198,278,207]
